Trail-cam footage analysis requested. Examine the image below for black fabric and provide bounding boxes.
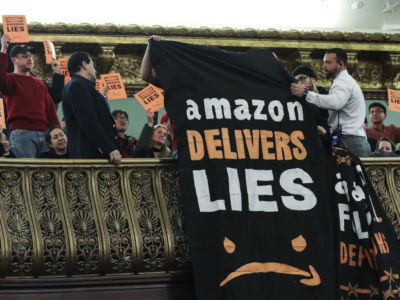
[151,40,336,299]
[333,147,400,299]
[37,149,68,158]
[150,39,400,300]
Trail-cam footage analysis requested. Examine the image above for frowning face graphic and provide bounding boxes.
[220,235,321,287]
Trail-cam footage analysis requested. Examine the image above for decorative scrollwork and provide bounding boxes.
[65,170,100,274]
[160,168,191,269]
[0,169,34,275]
[129,168,166,271]
[366,167,400,238]
[97,169,133,272]
[31,170,66,275]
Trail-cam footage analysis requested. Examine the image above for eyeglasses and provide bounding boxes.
[114,116,128,121]
[296,75,309,83]
[369,110,385,114]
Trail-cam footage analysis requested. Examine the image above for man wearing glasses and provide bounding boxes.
[112,110,137,158]
[291,48,371,157]
[365,102,400,145]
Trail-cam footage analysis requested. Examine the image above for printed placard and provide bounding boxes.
[100,73,127,100]
[95,79,105,95]
[2,15,29,43]
[43,38,56,64]
[58,57,71,85]
[387,88,400,112]
[0,97,6,129]
[134,84,164,112]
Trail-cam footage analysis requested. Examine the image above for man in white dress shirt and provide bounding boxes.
[291,48,371,157]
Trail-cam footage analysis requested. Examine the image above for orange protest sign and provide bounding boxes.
[134,84,164,112]
[95,79,105,95]
[2,15,29,43]
[388,89,400,112]
[43,38,56,64]
[58,57,71,85]
[100,73,127,100]
[0,97,6,129]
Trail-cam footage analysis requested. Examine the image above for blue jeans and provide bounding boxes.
[9,129,49,158]
[339,135,371,157]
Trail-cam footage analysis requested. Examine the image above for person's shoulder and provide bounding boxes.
[386,124,400,130]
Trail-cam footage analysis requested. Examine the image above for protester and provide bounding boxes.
[291,48,371,157]
[62,52,121,165]
[365,102,400,145]
[37,125,68,158]
[134,109,172,158]
[141,35,164,85]
[160,113,178,158]
[292,65,331,154]
[364,117,377,151]
[0,34,60,158]
[370,137,399,157]
[112,109,137,158]
[0,129,14,157]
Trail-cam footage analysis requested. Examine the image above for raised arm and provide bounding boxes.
[140,35,164,85]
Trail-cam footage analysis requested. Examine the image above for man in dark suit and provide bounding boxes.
[62,52,121,165]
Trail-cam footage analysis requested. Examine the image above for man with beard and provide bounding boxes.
[0,34,60,158]
[62,52,121,165]
[291,48,371,157]
[292,65,331,154]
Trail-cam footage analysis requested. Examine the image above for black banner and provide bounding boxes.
[150,40,400,300]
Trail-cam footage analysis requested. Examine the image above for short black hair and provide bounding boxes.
[292,65,317,80]
[45,125,62,146]
[68,52,91,75]
[368,102,386,114]
[326,48,348,67]
[112,110,129,122]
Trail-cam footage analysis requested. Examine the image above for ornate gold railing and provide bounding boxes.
[0,158,399,298]
[0,158,190,279]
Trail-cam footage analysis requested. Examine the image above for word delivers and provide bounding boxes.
[194,167,316,212]
[187,128,306,161]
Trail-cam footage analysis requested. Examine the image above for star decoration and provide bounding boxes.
[347,282,359,297]
[382,0,399,13]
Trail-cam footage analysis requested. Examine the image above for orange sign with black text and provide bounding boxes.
[100,73,127,100]
[58,57,71,85]
[95,79,105,95]
[2,15,29,43]
[387,88,400,112]
[0,97,6,129]
[43,38,56,64]
[134,84,164,112]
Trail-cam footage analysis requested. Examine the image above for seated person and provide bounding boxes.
[160,113,178,158]
[365,102,400,144]
[112,110,137,158]
[38,125,68,158]
[0,129,15,157]
[370,137,399,157]
[134,109,172,158]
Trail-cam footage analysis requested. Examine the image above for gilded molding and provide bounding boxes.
[8,23,396,101]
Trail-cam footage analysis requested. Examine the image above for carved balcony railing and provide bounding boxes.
[0,158,399,299]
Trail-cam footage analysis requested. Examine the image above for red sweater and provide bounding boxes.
[0,52,60,131]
